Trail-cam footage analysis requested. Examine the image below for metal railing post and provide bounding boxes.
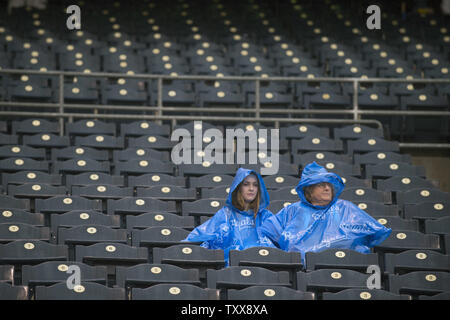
[59,74,64,136]
[255,79,260,120]
[352,79,359,121]
[157,77,163,125]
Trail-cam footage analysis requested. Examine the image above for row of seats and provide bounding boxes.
[0,221,446,250]
[1,253,449,299]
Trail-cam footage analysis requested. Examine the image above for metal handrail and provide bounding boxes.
[1,69,449,149]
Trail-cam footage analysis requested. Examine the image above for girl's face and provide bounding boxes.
[240,175,258,203]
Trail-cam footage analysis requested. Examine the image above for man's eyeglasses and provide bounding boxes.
[314,182,332,188]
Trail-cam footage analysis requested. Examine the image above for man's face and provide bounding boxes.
[309,182,333,205]
[240,175,258,203]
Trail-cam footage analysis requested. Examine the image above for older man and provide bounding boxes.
[260,162,391,264]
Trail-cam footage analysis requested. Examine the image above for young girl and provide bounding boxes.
[183,168,275,265]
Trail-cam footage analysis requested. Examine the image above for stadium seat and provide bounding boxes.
[57,225,128,247]
[375,176,435,192]
[374,230,441,253]
[113,148,170,162]
[425,216,450,236]
[51,146,109,161]
[22,261,108,287]
[333,124,384,140]
[322,288,411,300]
[291,136,344,153]
[396,188,450,208]
[132,283,220,300]
[8,183,67,199]
[384,250,450,275]
[419,291,450,300]
[120,121,170,137]
[269,187,300,202]
[131,226,194,250]
[281,124,330,139]
[22,134,70,148]
[0,282,29,300]
[0,240,68,265]
[388,271,450,296]
[207,266,291,292]
[72,184,133,200]
[75,242,148,267]
[0,145,45,160]
[354,151,411,165]
[263,175,300,190]
[0,223,50,243]
[136,186,196,201]
[403,202,450,220]
[0,157,49,173]
[347,137,399,154]
[229,246,302,285]
[153,244,225,278]
[66,120,116,136]
[0,134,19,146]
[0,265,13,283]
[52,159,110,174]
[227,286,315,300]
[35,196,102,214]
[296,269,372,293]
[0,209,45,226]
[339,187,392,204]
[189,174,234,188]
[35,281,125,300]
[305,249,379,272]
[12,118,59,134]
[50,210,120,235]
[0,195,30,210]
[127,135,176,151]
[126,213,194,231]
[116,263,200,288]
[178,163,239,177]
[182,199,226,217]
[65,173,124,188]
[365,162,426,180]
[293,151,351,166]
[74,135,125,149]
[107,197,176,215]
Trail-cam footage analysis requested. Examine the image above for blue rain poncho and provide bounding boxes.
[260,162,391,264]
[183,168,276,265]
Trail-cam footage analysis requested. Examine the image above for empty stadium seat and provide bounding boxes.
[374,230,441,253]
[389,271,450,296]
[35,281,125,300]
[384,250,450,275]
[132,284,220,300]
[116,263,200,289]
[22,261,108,287]
[0,240,68,265]
[0,283,29,300]
[227,285,315,300]
[296,269,372,293]
[207,266,291,293]
[305,248,379,272]
[126,213,194,231]
[75,242,148,267]
[153,244,225,278]
[322,288,411,300]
